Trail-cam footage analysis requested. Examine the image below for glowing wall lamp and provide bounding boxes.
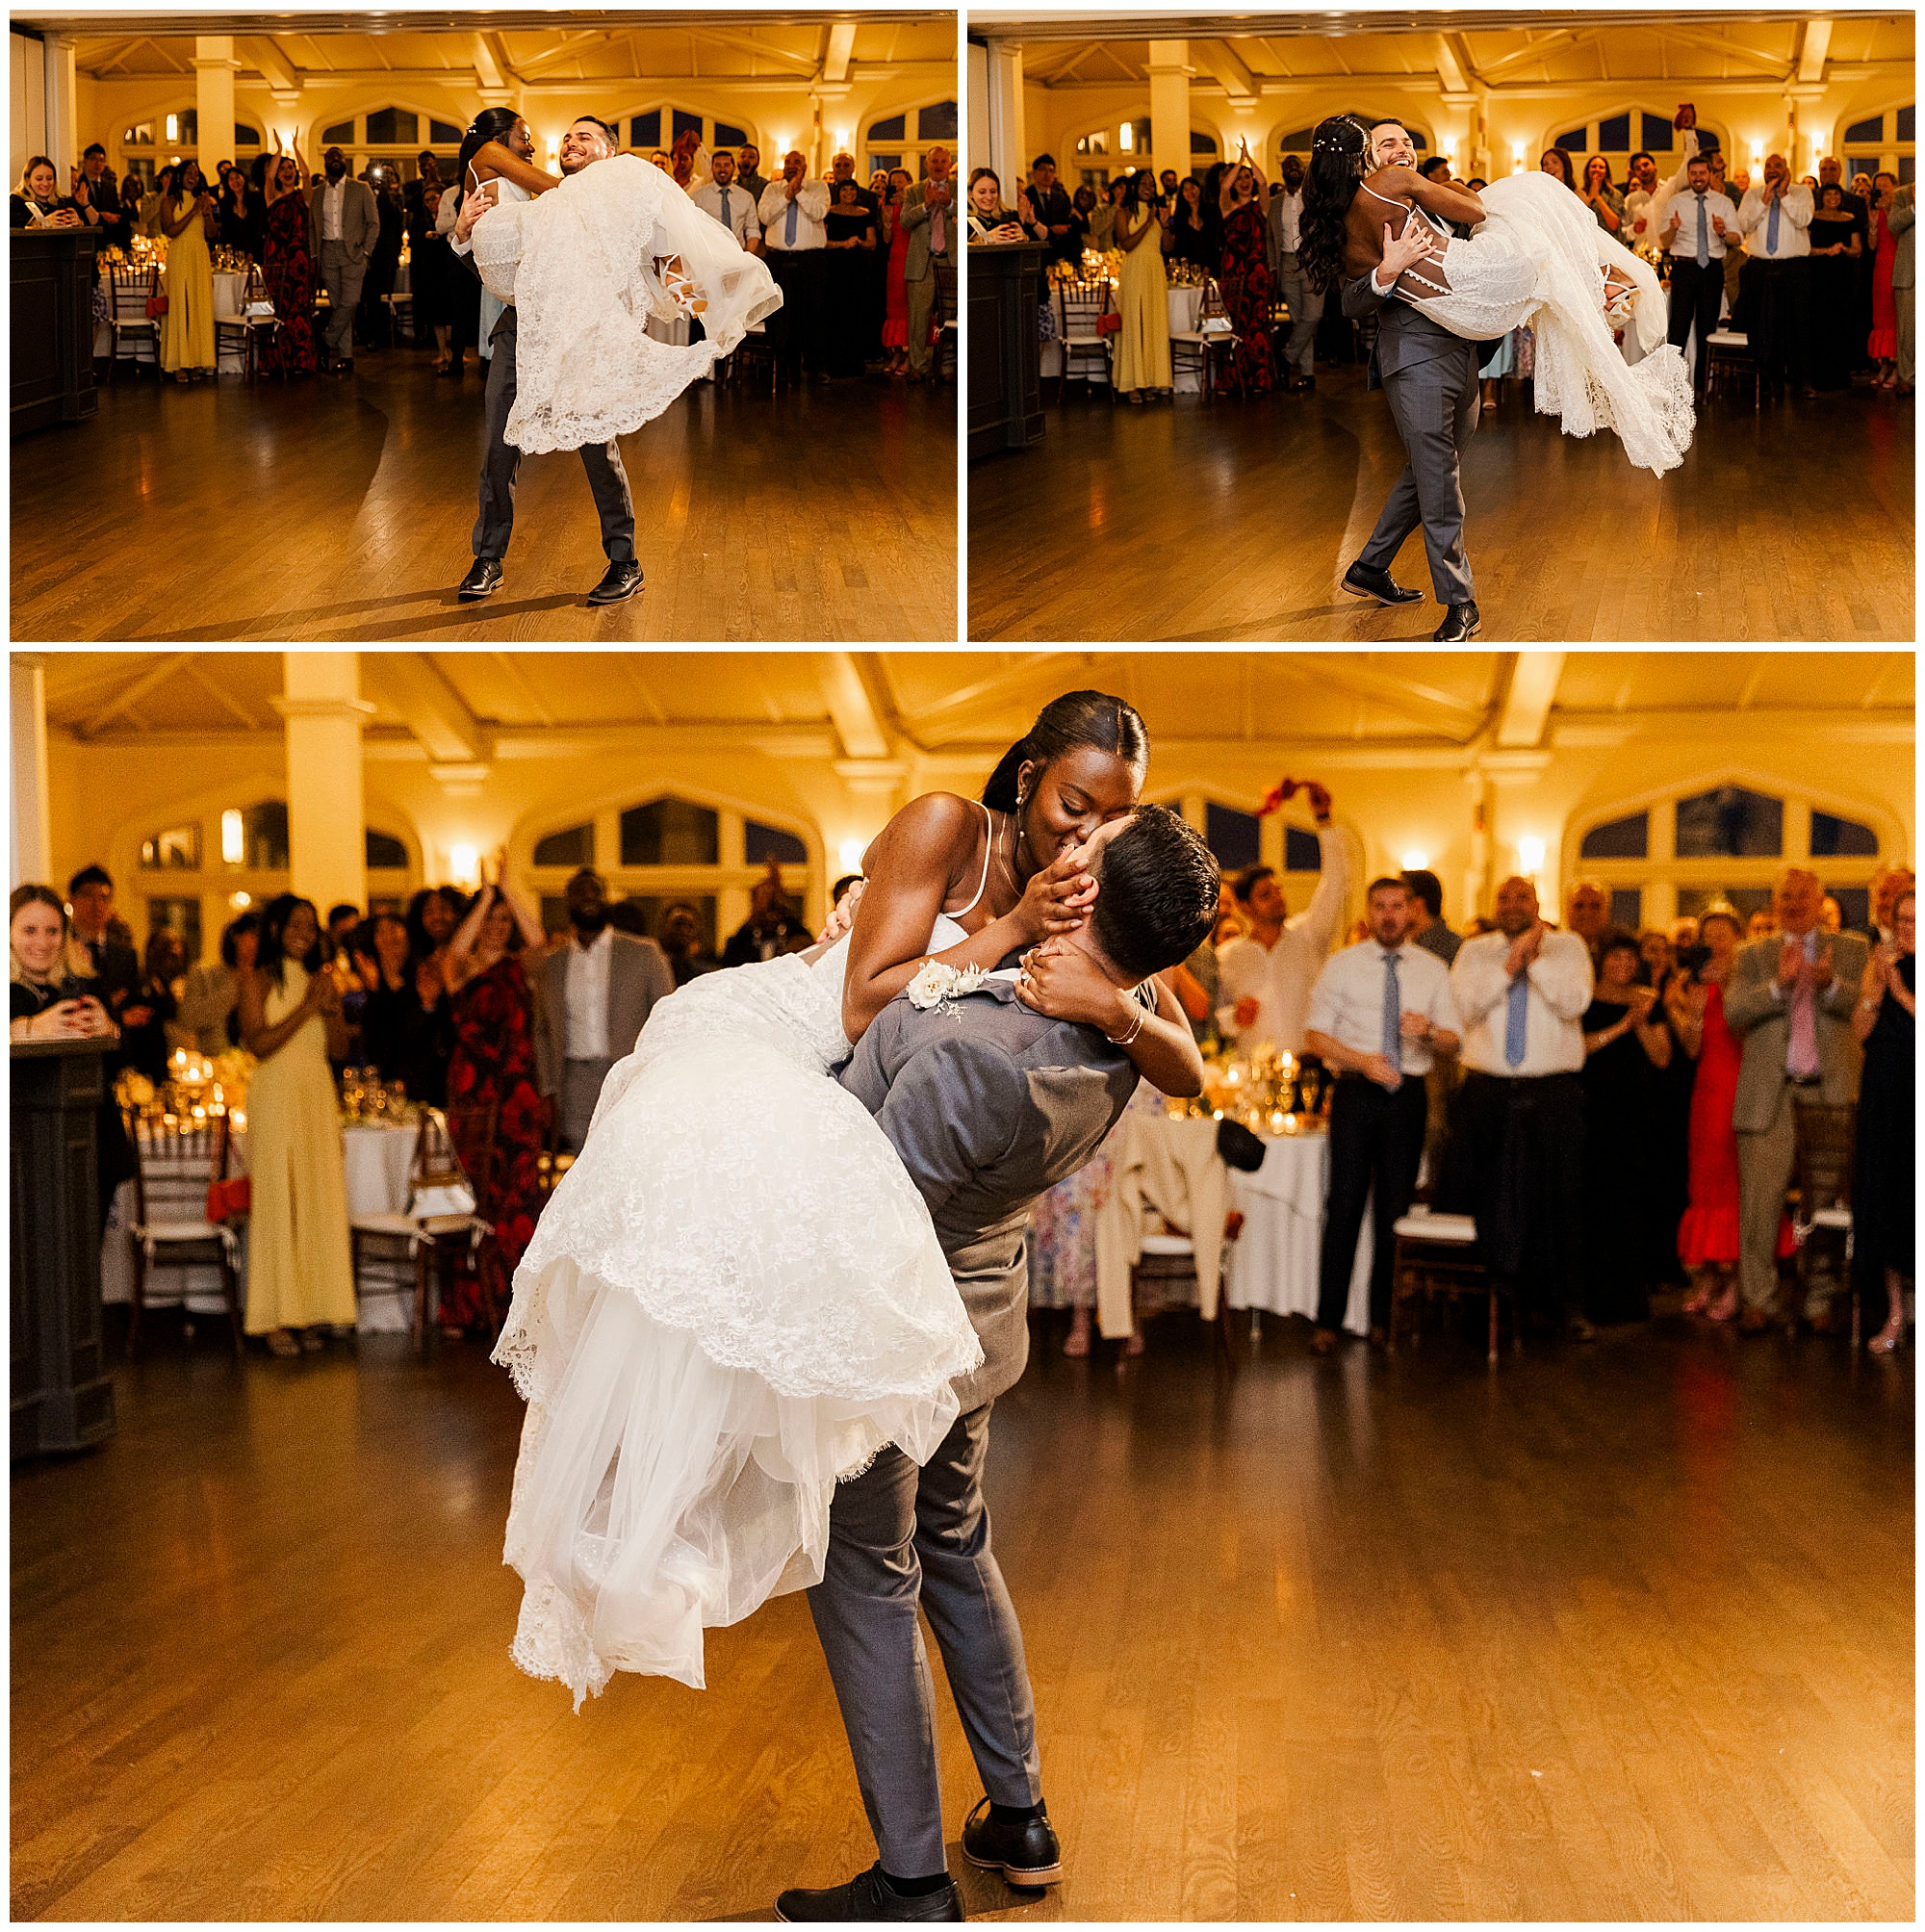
[837,837,868,874]
[1517,836,1546,876]
[1400,849,1430,871]
[220,809,244,865]
[449,843,480,889]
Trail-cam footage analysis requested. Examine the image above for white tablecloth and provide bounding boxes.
[101,1120,423,1334]
[95,266,252,367]
[1224,1129,1372,1336]
[1040,283,1212,393]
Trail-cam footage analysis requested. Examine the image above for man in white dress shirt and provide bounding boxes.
[1447,875,1597,1340]
[691,150,762,253]
[1622,151,1659,248]
[758,148,830,382]
[1304,877,1461,1352]
[1734,153,1814,398]
[1264,153,1322,390]
[1215,782,1350,1057]
[1652,121,1738,400]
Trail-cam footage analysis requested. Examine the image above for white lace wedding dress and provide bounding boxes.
[1378,170,1696,476]
[469,152,783,454]
[493,911,985,1707]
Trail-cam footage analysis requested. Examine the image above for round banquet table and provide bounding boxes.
[100,1119,426,1333]
[1040,282,1209,393]
[95,266,252,368]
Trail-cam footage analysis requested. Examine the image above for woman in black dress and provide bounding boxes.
[821,181,878,379]
[1808,185,1865,391]
[1578,928,1674,1322]
[119,929,185,1085]
[410,181,459,373]
[1166,176,1215,273]
[1852,889,1914,1352]
[217,163,265,260]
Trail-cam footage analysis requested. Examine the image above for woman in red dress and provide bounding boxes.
[1868,171,1901,387]
[1667,909,1745,1320]
[879,167,913,375]
[441,863,548,1338]
[1211,152,1274,398]
[258,140,317,377]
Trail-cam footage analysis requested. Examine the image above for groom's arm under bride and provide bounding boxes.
[1341,211,1444,317]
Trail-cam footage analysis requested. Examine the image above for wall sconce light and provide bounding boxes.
[228,890,251,911]
[837,837,867,874]
[1512,141,1527,174]
[449,843,480,888]
[1119,122,1134,153]
[1517,836,1546,874]
[1400,849,1429,871]
[220,808,243,865]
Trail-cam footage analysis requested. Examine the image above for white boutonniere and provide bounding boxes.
[906,959,988,1014]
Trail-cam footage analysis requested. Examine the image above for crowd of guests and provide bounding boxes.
[961,104,1915,409]
[15,126,956,391]
[1022,789,1914,1362]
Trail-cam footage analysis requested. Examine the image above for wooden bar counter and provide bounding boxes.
[966,239,1044,459]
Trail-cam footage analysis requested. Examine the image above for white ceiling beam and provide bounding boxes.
[1434,32,1469,95]
[1193,39,1257,105]
[185,661,265,733]
[1495,652,1565,750]
[823,21,857,84]
[360,653,489,765]
[78,653,194,739]
[814,654,890,761]
[1797,18,1833,84]
[682,26,823,75]
[242,33,299,96]
[1277,657,1490,737]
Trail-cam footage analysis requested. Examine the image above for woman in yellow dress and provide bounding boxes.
[158,157,218,382]
[1113,168,1173,402]
[238,895,355,1357]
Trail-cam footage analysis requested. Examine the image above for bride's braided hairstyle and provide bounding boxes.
[1298,114,1373,294]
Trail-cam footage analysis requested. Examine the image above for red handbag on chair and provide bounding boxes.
[206,1176,250,1223]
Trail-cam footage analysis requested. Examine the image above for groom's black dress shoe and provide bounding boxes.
[458,557,503,601]
[587,558,644,605]
[1433,600,1480,641]
[774,1865,962,1922]
[962,1796,1064,1886]
[1341,561,1424,606]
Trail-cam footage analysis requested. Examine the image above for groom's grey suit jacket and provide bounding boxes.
[840,973,1138,1413]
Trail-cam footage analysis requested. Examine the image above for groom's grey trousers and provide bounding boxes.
[473,305,636,563]
[1342,270,1480,606]
[807,1402,1040,1877]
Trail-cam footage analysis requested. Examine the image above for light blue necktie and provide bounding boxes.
[1765,191,1780,254]
[1696,193,1709,269]
[1381,951,1403,1090]
[720,186,732,231]
[784,196,798,247]
[1504,972,1529,1068]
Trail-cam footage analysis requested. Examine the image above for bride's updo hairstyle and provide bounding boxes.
[455,106,524,204]
[981,690,1149,813]
[1298,113,1373,295]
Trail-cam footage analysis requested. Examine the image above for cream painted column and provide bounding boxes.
[274,654,372,914]
[41,32,77,171]
[985,39,1026,208]
[1148,40,1190,193]
[193,37,239,173]
[1464,769,1494,922]
[11,655,52,888]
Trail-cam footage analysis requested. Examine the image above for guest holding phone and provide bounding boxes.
[966,168,1025,244]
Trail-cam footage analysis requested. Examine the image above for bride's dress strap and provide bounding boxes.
[951,799,995,920]
[1358,180,1412,213]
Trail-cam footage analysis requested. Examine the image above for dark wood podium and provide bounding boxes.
[11,226,99,436]
[12,1040,116,1458]
[967,241,1044,459]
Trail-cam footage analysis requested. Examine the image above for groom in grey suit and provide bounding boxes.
[776,806,1219,1924]
[1339,118,1483,643]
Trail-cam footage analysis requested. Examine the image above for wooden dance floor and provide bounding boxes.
[968,374,1915,643]
[13,1309,1912,1921]
[13,355,956,644]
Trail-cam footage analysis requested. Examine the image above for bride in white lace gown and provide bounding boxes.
[456,123,782,455]
[1303,116,1694,476]
[492,694,1206,1706]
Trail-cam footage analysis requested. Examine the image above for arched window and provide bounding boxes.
[313,105,464,184]
[621,106,757,163]
[533,822,594,868]
[140,824,201,871]
[116,103,260,185]
[366,829,408,871]
[860,99,956,180]
[1841,103,1915,186]
[1547,109,1695,185]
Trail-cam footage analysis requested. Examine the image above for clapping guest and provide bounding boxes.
[1668,910,1745,1319]
[178,912,259,1051]
[1024,153,1080,268]
[1578,155,1624,233]
[900,146,956,383]
[1868,171,1901,386]
[1168,176,1214,271]
[216,159,265,259]
[238,895,355,1358]
[1888,184,1914,395]
[1734,153,1814,397]
[440,862,547,1338]
[1852,891,1914,1352]
[1810,184,1866,392]
[758,149,831,384]
[880,168,915,374]
[1113,169,1173,403]
[73,143,126,252]
[1089,175,1127,254]
[823,180,878,377]
[158,159,218,382]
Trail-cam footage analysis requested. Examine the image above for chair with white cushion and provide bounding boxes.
[1388,1205,1515,1365]
[1127,1219,1245,1369]
[1704,328,1758,409]
[123,1112,242,1357]
[1055,281,1114,400]
[1788,1103,1856,1340]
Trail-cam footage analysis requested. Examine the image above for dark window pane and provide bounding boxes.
[620,798,718,867]
[1826,885,1872,934]
[1675,786,1783,859]
[141,824,201,870]
[1609,888,1642,929]
[429,118,462,146]
[917,99,958,142]
[1580,810,1649,860]
[1204,804,1260,872]
[124,120,155,145]
[672,109,705,142]
[870,153,902,173]
[1557,128,1587,152]
[533,822,595,868]
[242,800,289,870]
[1190,129,1218,154]
[1284,826,1323,873]
[714,121,748,150]
[1902,156,1916,186]
[619,894,717,953]
[744,820,808,866]
[867,113,907,142]
[1810,810,1879,857]
[1598,113,1630,152]
[321,119,354,146]
[146,897,203,966]
[629,111,660,150]
[1642,114,1675,153]
[1846,114,1884,145]
[1409,129,1428,152]
[367,108,418,145]
[235,121,259,145]
[1897,104,1915,142]
[1280,127,1315,151]
[1677,885,1774,926]
[366,829,407,869]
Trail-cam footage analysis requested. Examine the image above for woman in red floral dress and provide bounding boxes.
[1211,152,1275,398]
[440,863,547,1337]
[257,140,317,378]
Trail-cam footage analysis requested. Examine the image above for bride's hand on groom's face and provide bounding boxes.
[1018,848,1097,942]
[1015,940,1126,1031]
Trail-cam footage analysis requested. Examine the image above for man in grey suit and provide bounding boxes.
[1724,866,1867,1332]
[1338,118,1482,642]
[308,147,379,374]
[533,866,675,1151]
[900,146,956,383]
[775,806,1219,1924]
